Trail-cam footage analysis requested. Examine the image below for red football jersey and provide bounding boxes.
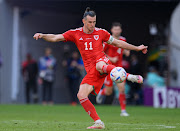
[103,36,126,67]
[62,27,112,73]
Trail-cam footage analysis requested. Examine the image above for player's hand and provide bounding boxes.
[142,48,148,54]
[137,45,148,54]
[33,33,43,40]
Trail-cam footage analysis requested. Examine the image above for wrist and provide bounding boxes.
[41,33,45,38]
[135,46,139,51]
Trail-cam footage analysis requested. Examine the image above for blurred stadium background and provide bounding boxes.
[0,0,180,105]
[0,0,179,104]
[0,0,180,130]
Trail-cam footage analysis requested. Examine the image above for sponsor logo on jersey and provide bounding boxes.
[94,35,99,40]
[79,37,83,40]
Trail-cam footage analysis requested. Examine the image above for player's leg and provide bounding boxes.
[103,74,114,96]
[96,61,143,83]
[77,84,105,129]
[117,82,129,116]
[96,86,113,104]
[104,86,113,96]
[126,73,143,83]
[96,75,113,104]
[96,61,116,74]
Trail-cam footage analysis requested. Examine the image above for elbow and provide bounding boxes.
[114,43,122,48]
[113,40,123,48]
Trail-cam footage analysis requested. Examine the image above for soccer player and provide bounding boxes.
[33,7,147,129]
[96,22,130,116]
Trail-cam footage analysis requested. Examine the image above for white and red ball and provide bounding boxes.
[110,67,126,83]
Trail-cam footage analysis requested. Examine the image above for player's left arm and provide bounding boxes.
[111,38,148,54]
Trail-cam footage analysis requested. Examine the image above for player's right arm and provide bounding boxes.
[33,33,65,42]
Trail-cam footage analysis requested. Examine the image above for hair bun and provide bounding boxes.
[86,7,90,12]
[83,7,96,18]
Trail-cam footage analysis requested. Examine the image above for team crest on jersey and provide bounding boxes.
[94,35,99,40]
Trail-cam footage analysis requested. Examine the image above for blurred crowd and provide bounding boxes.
[22,48,57,105]
[62,51,84,105]
[19,46,166,106]
[21,47,85,105]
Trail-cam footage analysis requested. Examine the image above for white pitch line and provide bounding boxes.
[156,125,176,129]
[134,128,148,129]
[110,123,176,129]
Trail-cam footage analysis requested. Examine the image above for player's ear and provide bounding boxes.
[82,18,85,24]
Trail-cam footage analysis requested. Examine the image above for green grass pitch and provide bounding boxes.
[0,105,179,131]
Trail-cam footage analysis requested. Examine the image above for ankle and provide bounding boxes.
[127,74,133,81]
[95,119,102,123]
[121,110,126,113]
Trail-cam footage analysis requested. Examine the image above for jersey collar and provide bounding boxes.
[82,27,95,34]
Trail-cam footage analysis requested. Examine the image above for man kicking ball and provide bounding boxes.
[33,7,147,129]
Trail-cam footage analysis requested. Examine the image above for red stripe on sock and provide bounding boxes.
[79,97,88,104]
[126,73,130,78]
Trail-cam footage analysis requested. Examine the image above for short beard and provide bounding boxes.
[88,27,94,32]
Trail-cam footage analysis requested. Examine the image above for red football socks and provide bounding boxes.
[80,97,100,121]
[102,65,116,74]
[119,93,126,111]
[126,73,130,78]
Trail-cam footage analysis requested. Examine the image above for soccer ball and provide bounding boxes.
[110,67,127,83]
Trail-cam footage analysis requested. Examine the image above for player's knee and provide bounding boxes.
[96,64,101,71]
[96,64,104,74]
[77,92,86,100]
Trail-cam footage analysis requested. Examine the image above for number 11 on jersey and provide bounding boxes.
[85,42,93,50]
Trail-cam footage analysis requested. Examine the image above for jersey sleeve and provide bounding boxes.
[62,30,75,42]
[101,29,114,44]
[103,42,109,53]
[120,36,126,42]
